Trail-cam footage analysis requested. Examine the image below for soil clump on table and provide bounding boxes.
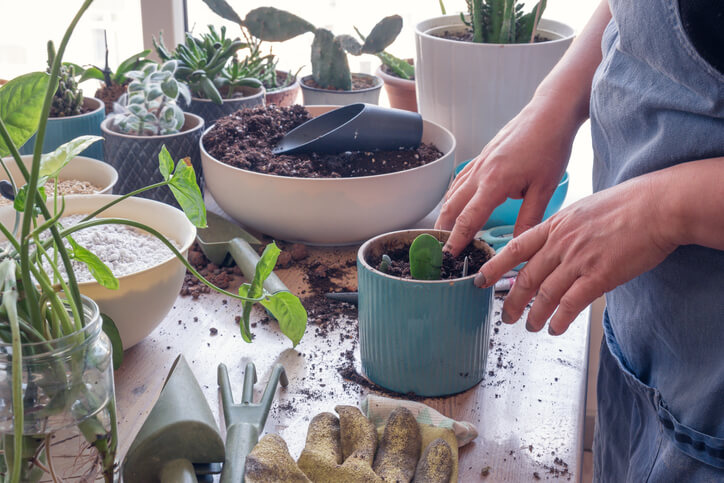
[202,105,442,178]
[368,242,492,280]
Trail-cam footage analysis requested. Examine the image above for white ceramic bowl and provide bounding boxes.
[1,154,118,194]
[0,195,195,349]
[201,105,456,245]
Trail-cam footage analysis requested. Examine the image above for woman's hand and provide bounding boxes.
[435,98,578,255]
[475,173,678,335]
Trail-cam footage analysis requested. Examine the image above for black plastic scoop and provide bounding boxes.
[272,103,423,155]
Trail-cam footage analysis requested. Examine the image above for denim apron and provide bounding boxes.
[589,0,724,481]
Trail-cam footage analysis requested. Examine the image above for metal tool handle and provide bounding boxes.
[220,422,259,483]
[227,238,289,295]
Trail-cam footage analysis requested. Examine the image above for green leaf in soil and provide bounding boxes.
[67,235,119,290]
[158,145,174,181]
[168,157,207,228]
[238,283,253,343]
[13,185,46,212]
[0,72,51,157]
[260,291,307,347]
[39,135,103,178]
[101,313,123,370]
[409,233,443,280]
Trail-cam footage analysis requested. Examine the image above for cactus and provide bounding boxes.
[202,0,403,91]
[107,60,191,136]
[47,43,84,117]
[352,26,414,80]
[463,0,547,44]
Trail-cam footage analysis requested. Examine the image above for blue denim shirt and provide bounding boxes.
[590,0,724,475]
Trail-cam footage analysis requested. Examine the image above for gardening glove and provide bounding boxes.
[372,407,422,482]
[244,434,311,483]
[362,394,478,446]
[297,407,381,482]
[413,438,454,483]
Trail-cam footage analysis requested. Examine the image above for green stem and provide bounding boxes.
[472,0,484,43]
[80,180,168,222]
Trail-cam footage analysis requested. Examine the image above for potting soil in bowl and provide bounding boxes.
[202,105,442,178]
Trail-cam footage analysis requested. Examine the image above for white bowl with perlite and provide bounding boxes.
[0,155,118,201]
[0,194,195,349]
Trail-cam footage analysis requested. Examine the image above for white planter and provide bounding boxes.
[300,74,383,106]
[415,15,574,165]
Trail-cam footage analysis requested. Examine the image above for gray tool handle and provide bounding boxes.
[220,422,260,483]
[228,238,288,295]
[160,458,198,483]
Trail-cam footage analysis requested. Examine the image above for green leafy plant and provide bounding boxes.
[459,0,547,44]
[202,0,403,91]
[106,60,191,136]
[70,33,152,89]
[154,25,262,104]
[353,27,414,81]
[47,45,83,118]
[0,2,307,480]
[409,233,443,280]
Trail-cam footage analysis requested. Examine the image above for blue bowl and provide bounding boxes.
[454,160,569,229]
[357,229,496,396]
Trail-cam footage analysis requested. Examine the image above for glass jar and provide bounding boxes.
[0,295,115,435]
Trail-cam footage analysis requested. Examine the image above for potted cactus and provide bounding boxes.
[19,47,105,160]
[101,60,206,206]
[154,25,265,125]
[416,0,574,164]
[201,0,402,106]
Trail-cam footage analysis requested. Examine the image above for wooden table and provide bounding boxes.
[106,240,590,482]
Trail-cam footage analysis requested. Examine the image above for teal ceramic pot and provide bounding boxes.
[357,229,496,396]
[182,86,265,126]
[454,160,569,228]
[101,112,204,207]
[20,97,105,160]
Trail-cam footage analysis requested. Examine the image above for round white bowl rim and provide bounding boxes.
[46,96,104,121]
[200,110,456,182]
[2,154,119,194]
[357,229,495,284]
[0,194,196,287]
[100,112,205,140]
[300,73,384,93]
[415,15,575,47]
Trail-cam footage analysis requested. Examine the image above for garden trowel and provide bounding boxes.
[196,211,289,294]
[122,355,225,483]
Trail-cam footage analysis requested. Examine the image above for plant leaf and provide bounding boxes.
[249,242,281,298]
[39,135,103,178]
[101,313,124,370]
[260,291,307,347]
[409,233,443,280]
[311,29,351,90]
[337,34,363,55]
[0,72,51,157]
[202,0,243,25]
[238,283,253,342]
[168,157,207,227]
[13,185,46,212]
[78,66,105,83]
[361,15,403,54]
[67,236,119,290]
[158,145,174,181]
[245,7,316,42]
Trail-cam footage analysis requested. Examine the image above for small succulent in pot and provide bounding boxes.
[201,0,403,91]
[47,44,84,117]
[446,0,547,43]
[107,60,191,136]
[154,26,262,105]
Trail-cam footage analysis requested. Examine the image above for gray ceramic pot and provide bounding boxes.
[20,97,105,160]
[101,113,205,206]
[300,74,383,106]
[182,86,265,126]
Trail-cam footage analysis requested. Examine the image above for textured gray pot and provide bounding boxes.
[101,113,204,207]
[182,86,265,126]
[300,74,383,106]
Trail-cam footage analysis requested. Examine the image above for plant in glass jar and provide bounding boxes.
[0,2,307,481]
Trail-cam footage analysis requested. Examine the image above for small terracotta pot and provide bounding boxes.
[265,71,301,106]
[376,64,417,112]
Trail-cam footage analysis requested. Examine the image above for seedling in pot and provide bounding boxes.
[441,0,547,44]
[409,233,444,280]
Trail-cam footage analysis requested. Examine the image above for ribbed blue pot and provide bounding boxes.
[101,113,204,207]
[20,97,105,160]
[181,86,265,126]
[357,229,495,396]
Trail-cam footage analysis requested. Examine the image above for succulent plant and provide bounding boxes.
[154,25,261,104]
[461,0,547,44]
[107,60,191,136]
[202,0,403,91]
[47,44,83,117]
[69,32,153,88]
[353,26,414,80]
